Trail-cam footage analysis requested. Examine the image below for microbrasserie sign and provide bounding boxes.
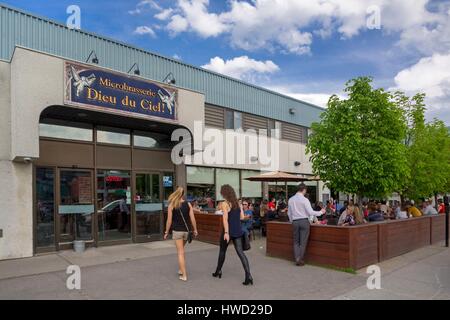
[64,62,177,121]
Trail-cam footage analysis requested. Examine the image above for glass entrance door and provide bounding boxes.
[96,170,132,243]
[35,167,56,252]
[134,173,163,241]
[57,169,94,249]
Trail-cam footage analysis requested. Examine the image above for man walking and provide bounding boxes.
[288,183,325,266]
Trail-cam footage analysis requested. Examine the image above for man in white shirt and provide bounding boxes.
[423,201,438,215]
[288,183,325,266]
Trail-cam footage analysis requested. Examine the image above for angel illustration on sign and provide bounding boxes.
[158,89,175,115]
[70,66,96,97]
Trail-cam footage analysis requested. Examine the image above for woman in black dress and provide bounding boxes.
[164,187,198,282]
[212,184,253,285]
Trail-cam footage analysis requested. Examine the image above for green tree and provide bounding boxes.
[404,121,450,200]
[306,77,409,201]
[394,91,450,201]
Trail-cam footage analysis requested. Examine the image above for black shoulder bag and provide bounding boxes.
[178,207,193,243]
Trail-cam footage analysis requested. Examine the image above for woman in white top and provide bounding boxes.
[395,204,409,219]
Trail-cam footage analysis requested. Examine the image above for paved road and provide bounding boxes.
[0,239,448,300]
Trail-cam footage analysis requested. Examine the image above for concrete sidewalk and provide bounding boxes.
[0,239,448,300]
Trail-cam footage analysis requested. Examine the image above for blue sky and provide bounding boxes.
[2,0,450,124]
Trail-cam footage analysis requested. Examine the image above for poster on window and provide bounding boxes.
[78,176,92,204]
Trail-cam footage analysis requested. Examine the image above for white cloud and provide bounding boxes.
[394,53,450,99]
[129,0,162,15]
[282,93,332,108]
[167,14,189,34]
[167,0,229,38]
[265,85,346,108]
[142,0,450,55]
[201,56,279,81]
[172,54,182,60]
[393,52,450,124]
[155,8,174,20]
[133,26,156,38]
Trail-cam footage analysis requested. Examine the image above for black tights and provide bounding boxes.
[215,233,252,279]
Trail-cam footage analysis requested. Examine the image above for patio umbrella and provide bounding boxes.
[245,171,319,202]
[245,171,311,182]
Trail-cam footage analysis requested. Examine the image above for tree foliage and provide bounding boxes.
[306,77,409,199]
[307,77,450,201]
[396,90,450,201]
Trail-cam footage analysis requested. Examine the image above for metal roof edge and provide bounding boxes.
[0,3,325,112]
[10,45,205,96]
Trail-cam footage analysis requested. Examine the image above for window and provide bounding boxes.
[225,110,234,129]
[225,110,242,130]
[268,120,281,139]
[241,170,262,198]
[133,131,172,149]
[216,168,240,201]
[163,172,174,208]
[234,112,242,129]
[97,127,130,145]
[187,166,215,211]
[39,120,93,141]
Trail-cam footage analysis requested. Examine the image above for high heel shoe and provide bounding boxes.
[242,278,253,286]
[212,271,222,279]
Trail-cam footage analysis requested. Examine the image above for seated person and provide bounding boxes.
[395,204,409,219]
[407,201,422,217]
[367,202,384,222]
[361,202,368,218]
[241,200,254,238]
[190,199,203,214]
[309,215,328,225]
[338,205,355,226]
[353,206,367,225]
[259,200,268,219]
[325,200,336,216]
[438,199,446,214]
[268,198,276,211]
[379,201,389,216]
[313,202,323,211]
[422,200,438,215]
[339,201,348,215]
[267,209,277,220]
[338,205,357,226]
[252,201,261,218]
[277,199,288,217]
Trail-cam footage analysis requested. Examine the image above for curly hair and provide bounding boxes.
[220,184,239,209]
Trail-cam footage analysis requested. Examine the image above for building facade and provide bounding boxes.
[0,4,328,260]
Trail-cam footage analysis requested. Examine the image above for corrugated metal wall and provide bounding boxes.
[0,4,324,127]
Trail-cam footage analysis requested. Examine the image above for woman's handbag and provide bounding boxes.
[242,233,251,251]
[178,208,193,243]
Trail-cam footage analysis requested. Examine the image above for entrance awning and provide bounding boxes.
[40,105,194,153]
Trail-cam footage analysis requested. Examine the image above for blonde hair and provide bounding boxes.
[168,187,184,209]
[353,206,365,224]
